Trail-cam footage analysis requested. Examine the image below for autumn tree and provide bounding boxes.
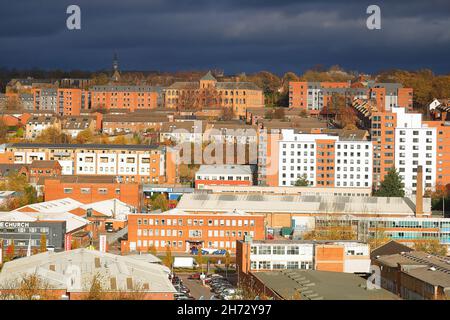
[75,129,94,144]
[176,90,198,111]
[0,173,39,210]
[6,242,15,262]
[221,107,235,121]
[163,245,173,268]
[90,73,110,86]
[367,229,391,250]
[0,273,56,300]
[148,244,157,256]
[178,164,199,185]
[195,249,206,272]
[150,194,169,212]
[195,86,220,109]
[112,135,128,145]
[0,119,8,143]
[84,273,106,300]
[414,240,448,256]
[5,96,23,111]
[374,168,405,197]
[40,234,47,253]
[34,127,71,144]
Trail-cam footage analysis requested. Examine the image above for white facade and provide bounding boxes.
[393,107,436,194]
[335,141,373,188]
[278,130,372,188]
[249,243,314,271]
[10,148,163,180]
[278,131,328,187]
[58,160,74,175]
[247,241,371,273]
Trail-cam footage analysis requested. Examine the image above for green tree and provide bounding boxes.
[15,127,24,138]
[294,174,309,187]
[414,240,448,256]
[374,168,405,197]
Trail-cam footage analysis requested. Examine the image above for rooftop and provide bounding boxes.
[15,198,83,213]
[90,85,161,92]
[0,249,176,293]
[253,269,399,300]
[375,251,450,288]
[370,240,414,260]
[30,160,61,169]
[177,193,431,216]
[80,199,136,220]
[196,164,254,176]
[1,209,89,233]
[9,143,161,151]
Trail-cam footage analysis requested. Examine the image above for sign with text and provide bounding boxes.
[65,233,72,251]
[99,234,107,253]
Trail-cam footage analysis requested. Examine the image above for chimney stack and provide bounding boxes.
[416,165,423,216]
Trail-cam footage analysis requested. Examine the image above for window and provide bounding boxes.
[272,245,285,255]
[287,246,299,255]
[64,188,73,194]
[258,246,271,255]
[80,188,91,194]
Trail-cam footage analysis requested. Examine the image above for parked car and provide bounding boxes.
[212,284,233,293]
[188,273,202,280]
[174,293,194,300]
[223,294,243,300]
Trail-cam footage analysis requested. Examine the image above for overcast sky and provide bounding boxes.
[0,0,449,74]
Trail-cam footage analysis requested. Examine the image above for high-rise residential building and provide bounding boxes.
[57,88,90,116]
[33,88,58,112]
[273,129,372,188]
[393,107,437,194]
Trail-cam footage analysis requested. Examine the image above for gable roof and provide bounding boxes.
[370,240,414,259]
[200,71,217,81]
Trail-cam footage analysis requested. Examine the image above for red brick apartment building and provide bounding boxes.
[44,176,141,208]
[90,85,161,111]
[289,81,413,115]
[123,209,265,253]
[57,88,90,115]
[28,160,62,184]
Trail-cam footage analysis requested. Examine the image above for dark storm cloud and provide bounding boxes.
[0,0,449,74]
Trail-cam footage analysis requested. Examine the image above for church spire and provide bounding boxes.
[113,52,119,72]
[111,52,120,82]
